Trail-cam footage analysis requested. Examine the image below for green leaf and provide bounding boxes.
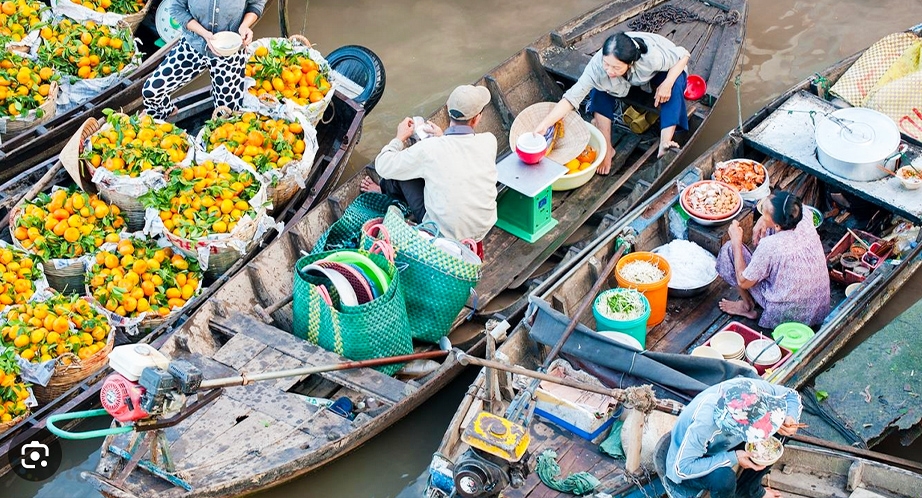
[815,390,829,402]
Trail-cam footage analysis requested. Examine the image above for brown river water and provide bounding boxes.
[4,1,922,496]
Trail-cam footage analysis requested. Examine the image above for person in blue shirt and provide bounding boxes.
[664,378,803,498]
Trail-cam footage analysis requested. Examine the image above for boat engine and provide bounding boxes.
[100,344,202,423]
[451,412,530,497]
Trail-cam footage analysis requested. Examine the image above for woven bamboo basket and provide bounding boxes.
[164,216,262,280]
[121,0,153,33]
[31,329,115,404]
[0,81,58,137]
[199,106,309,213]
[83,118,187,232]
[9,205,87,294]
[0,412,28,436]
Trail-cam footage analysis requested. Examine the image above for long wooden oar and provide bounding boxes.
[505,239,631,425]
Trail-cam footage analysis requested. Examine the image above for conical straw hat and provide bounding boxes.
[509,102,591,164]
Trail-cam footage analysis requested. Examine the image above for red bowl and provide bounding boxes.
[516,146,546,164]
[684,74,707,100]
[680,180,742,220]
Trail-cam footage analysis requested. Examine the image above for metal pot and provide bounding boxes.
[815,108,902,182]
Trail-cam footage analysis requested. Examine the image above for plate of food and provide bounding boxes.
[680,180,743,224]
[746,436,784,466]
[713,159,769,200]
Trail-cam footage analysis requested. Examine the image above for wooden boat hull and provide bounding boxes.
[80,0,749,495]
[0,87,365,478]
[427,40,922,498]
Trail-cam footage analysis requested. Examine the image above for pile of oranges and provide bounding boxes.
[82,110,190,176]
[563,145,598,175]
[141,160,260,239]
[0,246,42,310]
[0,52,58,119]
[0,0,47,45]
[38,19,135,79]
[2,293,110,364]
[87,238,201,319]
[13,188,126,261]
[69,0,145,14]
[0,348,30,424]
[246,40,331,107]
[201,111,307,173]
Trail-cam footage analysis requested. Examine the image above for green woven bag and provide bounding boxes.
[362,206,481,343]
[292,250,413,376]
[312,192,401,254]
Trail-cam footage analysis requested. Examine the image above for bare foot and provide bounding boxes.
[658,140,680,158]
[762,487,783,498]
[360,176,381,193]
[719,299,758,320]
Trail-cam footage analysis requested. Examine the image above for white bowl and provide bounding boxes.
[211,31,243,57]
[746,436,784,466]
[896,166,922,190]
[552,121,605,191]
[710,331,745,358]
[691,346,723,359]
[599,331,643,351]
[728,358,757,372]
[746,339,782,365]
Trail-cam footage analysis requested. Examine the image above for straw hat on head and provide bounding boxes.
[509,102,591,164]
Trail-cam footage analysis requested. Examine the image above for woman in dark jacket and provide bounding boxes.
[142,0,266,119]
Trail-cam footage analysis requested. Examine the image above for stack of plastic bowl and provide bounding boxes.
[745,339,782,369]
[709,330,746,360]
[515,132,548,164]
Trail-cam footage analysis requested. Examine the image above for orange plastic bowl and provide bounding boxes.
[684,74,707,100]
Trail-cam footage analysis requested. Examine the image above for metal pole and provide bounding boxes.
[455,351,683,415]
[199,350,448,389]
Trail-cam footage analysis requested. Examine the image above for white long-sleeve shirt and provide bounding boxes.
[374,131,498,241]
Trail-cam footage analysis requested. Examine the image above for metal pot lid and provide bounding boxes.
[815,108,900,164]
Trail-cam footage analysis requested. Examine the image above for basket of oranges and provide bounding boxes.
[10,188,127,294]
[140,160,277,278]
[37,19,139,113]
[85,237,202,338]
[0,348,32,433]
[243,35,336,126]
[197,107,317,212]
[0,241,49,313]
[1,0,51,54]
[0,51,60,137]
[80,110,192,231]
[50,0,151,34]
[2,292,113,403]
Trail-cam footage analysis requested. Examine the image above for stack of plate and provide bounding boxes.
[745,339,782,367]
[690,346,723,359]
[301,250,392,309]
[709,331,745,360]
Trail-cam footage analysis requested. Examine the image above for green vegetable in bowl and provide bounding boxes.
[598,289,646,321]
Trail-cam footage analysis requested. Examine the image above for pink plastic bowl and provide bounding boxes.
[684,74,707,100]
[516,132,548,164]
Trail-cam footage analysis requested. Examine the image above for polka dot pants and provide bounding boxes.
[142,37,247,120]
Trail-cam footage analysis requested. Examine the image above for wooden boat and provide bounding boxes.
[0,85,366,477]
[73,0,749,495]
[427,39,922,497]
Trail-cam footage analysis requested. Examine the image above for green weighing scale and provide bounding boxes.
[494,153,568,243]
[154,0,183,48]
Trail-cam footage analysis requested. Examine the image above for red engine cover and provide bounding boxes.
[100,373,149,423]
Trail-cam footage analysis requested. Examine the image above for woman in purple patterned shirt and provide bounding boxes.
[716,191,831,328]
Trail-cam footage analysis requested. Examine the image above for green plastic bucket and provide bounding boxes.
[592,289,651,349]
[772,322,815,353]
